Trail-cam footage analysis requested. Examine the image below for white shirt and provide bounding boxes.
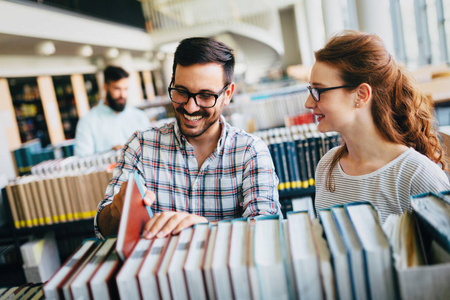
[74,100,151,157]
[315,146,450,223]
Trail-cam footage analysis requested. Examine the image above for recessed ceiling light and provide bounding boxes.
[105,48,119,58]
[36,41,56,56]
[78,45,93,57]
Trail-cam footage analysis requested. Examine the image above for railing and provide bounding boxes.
[140,0,278,35]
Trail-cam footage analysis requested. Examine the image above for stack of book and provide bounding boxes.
[4,151,118,229]
[226,86,310,130]
[42,189,408,300]
[384,192,450,299]
[9,186,447,299]
[12,139,76,176]
[20,232,61,283]
[0,283,44,300]
[254,123,340,191]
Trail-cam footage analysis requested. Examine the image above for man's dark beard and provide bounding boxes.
[106,92,126,112]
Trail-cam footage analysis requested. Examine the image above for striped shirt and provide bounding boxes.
[94,116,280,239]
[315,146,450,223]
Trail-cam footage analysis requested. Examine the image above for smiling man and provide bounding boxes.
[95,37,281,239]
[74,65,151,157]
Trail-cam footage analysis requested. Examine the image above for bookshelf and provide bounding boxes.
[8,77,51,148]
[0,187,96,286]
[53,75,78,140]
[83,73,100,108]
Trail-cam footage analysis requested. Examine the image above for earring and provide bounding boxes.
[356,103,360,107]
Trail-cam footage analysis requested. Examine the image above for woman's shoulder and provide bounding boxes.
[401,148,443,170]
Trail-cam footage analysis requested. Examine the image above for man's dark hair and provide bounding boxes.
[172,37,235,84]
[104,65,129,84]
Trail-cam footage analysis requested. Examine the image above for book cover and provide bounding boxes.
[318,209,353,300]
[138,236,170,300]
[254,215,290,300]
[183,223,209,300]
[116,171,153,261]
[287,211,325,299]
[228,218,252,300]
[330,205,368,300]
[345,202,397,299]
[168,227,193,300]
[211,221,233,299]
[43,239,97,300]
[116,238,152,300]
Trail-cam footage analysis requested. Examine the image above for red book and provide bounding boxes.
[116,171,152,261]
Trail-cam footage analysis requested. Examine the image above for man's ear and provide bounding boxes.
[356,83,372,106]
[223,82,235,105]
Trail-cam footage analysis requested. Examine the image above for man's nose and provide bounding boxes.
[183,95,200,113]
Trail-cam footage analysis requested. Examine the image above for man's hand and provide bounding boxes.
[97,181,128,237]
[111,145,123,151]
[98,180,156,237]
[142,212,208,239]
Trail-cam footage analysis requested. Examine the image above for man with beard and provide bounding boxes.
[74,65,151,156]
[95,37,281,240]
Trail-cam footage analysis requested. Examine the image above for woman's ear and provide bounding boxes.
[356,83,372,106]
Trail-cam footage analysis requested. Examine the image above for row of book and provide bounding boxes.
[4,168,111,229]
[4,151,119,229]
[0,283,44,300]
[254,123,340,190]
[30,150,119,176]
[20,232,61,284]
[226,86,310,130]
[13,139,76,176]
[40,193,450,300]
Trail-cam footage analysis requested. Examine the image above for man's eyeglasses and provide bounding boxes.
[307,85,356,102]
[168,83,230,108]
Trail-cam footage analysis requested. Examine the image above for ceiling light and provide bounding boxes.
[77,45,93,57]
[105,48,119,58]
[36,41,56,56]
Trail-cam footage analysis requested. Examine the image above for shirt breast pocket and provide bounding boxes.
[203,177,242,219]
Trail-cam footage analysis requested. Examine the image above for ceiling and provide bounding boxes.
[0,33,146,57]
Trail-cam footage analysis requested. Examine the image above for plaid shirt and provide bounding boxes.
[94,116,280,239]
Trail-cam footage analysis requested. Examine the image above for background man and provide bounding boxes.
[74,65,151,156]
[95,37,280,240]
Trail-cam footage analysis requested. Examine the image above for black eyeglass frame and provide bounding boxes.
[168,83,230,108]
[307,85,357,102]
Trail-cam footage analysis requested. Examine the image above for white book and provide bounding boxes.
[281,219,298,300]
[184,223,209,300]
[157,235,180,300]
[62,243,103,300]
[247,224,260,300]
[168,228,193,300]
[211,221,233,300]
[138,237,169,300]
[90,250,121,300]
[254,216,289,300]
[202,225,218,300]
[346,203,397,299]
[116,238,152,300]
[291,196,315,219]
[311,218,335,299]
[331,206,368,300]
[228,219,251,300]
[43,240,96,300]
[318,209,353,300]
[287,211,324,299]
[71,238,116,300]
